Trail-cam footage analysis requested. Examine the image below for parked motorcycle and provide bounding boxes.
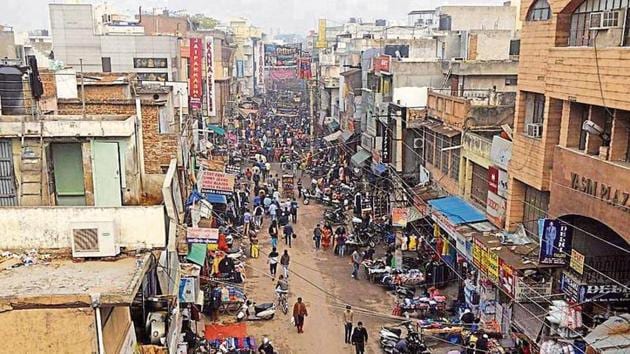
[380,322,430,354]
[324,207,347,225]
[236,301,276,321]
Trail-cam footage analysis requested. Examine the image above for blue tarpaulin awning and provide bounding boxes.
[351,149,371,167]
[371,163,388,175]
[207,124,226,135]
[428,196,486,225]
[206,193,227,204]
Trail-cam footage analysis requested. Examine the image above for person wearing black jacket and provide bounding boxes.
[351,321,368,354]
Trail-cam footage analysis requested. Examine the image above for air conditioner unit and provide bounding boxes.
[526,123,543,138]
[590,10,624,30]
[413,138,424,148]
[71,221,120,258]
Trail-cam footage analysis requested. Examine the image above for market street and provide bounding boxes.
[244,165,393,354]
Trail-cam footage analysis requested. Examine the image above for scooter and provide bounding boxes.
[236,301,276,321]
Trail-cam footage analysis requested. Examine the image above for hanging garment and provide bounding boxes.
[401,236,409,251]
[408,236,418,251]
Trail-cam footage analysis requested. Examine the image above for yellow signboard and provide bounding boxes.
[316,19,327,49]
[570,249,585,274]
[485,250,499,283]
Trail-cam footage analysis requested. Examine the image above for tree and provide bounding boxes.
[192,14,219,30]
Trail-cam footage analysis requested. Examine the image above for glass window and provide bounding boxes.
[524,92,545,134]
[522,185,550,237]
[569,0,630,46]
[527,0,551,21]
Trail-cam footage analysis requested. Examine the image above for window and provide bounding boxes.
[569,0,630,46]
[505,76,518,86]
[509,39,521,56]
[102,57,111,72]
[158,106,175,134]
[527,0,551,21]
[524,92,545,129]
[522,185,550,237]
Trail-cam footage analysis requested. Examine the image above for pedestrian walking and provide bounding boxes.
[268,247,279,280]
[280,250,290,279]
[254,205,264,230]
[313,224,322,250]
[290,198,298,223]
[283,223,294,248]
[269,202,278,221]
[343,305,354,344]
[292,297,308,333]
[351,322,368,354]
[351,250,361,279]
[243,209,252,238]
[269,220,279,249]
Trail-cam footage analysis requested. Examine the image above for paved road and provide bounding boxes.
[244,178,394,354]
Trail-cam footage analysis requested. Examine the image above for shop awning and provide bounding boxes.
[323,130,342,142]
[407,206,426,223]
[186,243,207,266]
[428,196,486,225]
[351,149,371,167]
[206,193,227,204]
[207,125,226,136]
[340,131,355,143]
[371,162,388,175]
[584,314,630,352]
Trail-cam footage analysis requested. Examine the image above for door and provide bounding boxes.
[0,140,17,206]
[51,143,86,206]
[92,141,122,207]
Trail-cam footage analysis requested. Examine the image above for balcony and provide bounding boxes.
[549,146,630,242]
[546,47,630,111]
[427,89,515,130]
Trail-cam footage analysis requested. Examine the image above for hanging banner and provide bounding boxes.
[205,36,216,116]
[373,55,391,73]
[391,207,410,228]
[499,258,515,297]
[189,38,203,110]
[538,219,573,265]
[316,19,327,48]
[256,40,265,92]
[198,171,235,195]
[298,56,312,79]
[472,238,488,272]
[485,250,500,283]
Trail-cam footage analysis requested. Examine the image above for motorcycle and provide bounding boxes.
[324,207,347,225]
[236,301,276,321]
[380,323,430,354]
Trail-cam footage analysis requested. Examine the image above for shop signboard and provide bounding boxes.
[372,55,391,73]
[538,219,573,265]
[186,227,219,244]
[361,133,374,151]
[256,41,265,92]
[380,119,391,163]
[198,171,235,195]
[316,19,327,48]
[488,166,509,198]
[391,207,410,228]
[205,36,216,116]
[560,271,630,303]
[225,165,241,176]
[486,191,506,228]
[189,38,203,110]
[569,249,585,274]
[490,136,512,170]
[499,258,515,297]
[485,250,499,283]
[472,237,487,272]
[199,158,225,172]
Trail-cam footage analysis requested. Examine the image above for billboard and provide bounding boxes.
[316,19,327,48]
[538,219,573,265]
[189,38,203,110]
[255,40,265,92]
[373,55,391,73]
[198,171,235,195]
[205,36,216,116]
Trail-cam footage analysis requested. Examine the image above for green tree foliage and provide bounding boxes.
[192,14,219,29]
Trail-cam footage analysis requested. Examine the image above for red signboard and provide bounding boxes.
[373,55,391,73]
[488,166,499,194]
[499,258,516,298]
[189,38,203,110]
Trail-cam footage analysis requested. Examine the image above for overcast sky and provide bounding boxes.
[3,0,506,34]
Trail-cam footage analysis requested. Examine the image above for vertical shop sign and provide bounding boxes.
[570,249,585,274]
[499,258,515,297]
[257,41,265,91]
[189,38,203,110]
[485,250,499,283]
[539,219,573,265]
[380,119,391,163]
[205,36,216,116]
[472,238,487,272]
[316,19,327,48]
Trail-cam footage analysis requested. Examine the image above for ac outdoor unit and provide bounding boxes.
[413,138,424,148]
[589,10,624,30]
[526,123,543,138]
[71,221,120,258]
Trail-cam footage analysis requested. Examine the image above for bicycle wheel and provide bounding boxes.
[282,299,289,315]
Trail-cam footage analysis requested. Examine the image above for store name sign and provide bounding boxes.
[561,272,630,303]
[570,173,630,213]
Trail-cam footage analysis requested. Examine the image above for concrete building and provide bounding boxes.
[505,0,630,301]
[49,3,182,81]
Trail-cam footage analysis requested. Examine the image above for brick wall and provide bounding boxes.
[82,85,130,101]
[57,99,178,175]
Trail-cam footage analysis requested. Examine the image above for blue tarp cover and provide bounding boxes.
[206,193,227,204]
[371,163,388,175]
[428,196,486,225]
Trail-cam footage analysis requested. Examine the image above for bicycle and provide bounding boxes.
[276,290,289,315]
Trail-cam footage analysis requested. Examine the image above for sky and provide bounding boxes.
[3,0,506,34]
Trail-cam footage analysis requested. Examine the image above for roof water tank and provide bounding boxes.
[0,66,29,115]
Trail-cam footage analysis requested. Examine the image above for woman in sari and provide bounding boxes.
[321,224,332,250]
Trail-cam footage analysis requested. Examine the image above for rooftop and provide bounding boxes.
[0,254,152,309]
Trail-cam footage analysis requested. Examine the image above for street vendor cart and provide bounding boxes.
[282,174,295,198]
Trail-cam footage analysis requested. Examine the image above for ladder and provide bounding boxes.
[19,118,44,205]
[440,66,452,90]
